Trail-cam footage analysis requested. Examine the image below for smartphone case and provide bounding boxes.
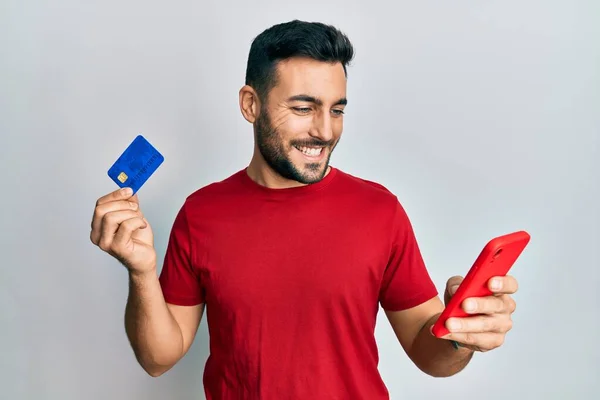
[431,230,531,338]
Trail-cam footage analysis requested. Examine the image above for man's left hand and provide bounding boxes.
[440,275,518,352]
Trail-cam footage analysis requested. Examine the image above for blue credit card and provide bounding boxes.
[107,135,164,194]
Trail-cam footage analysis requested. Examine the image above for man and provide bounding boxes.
[91,20,518,399]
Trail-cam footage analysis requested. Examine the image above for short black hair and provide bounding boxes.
[245,20,355,101]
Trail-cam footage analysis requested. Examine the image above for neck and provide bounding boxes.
[246,150,331,190]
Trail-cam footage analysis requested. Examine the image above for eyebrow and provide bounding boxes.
[287,94,348,106]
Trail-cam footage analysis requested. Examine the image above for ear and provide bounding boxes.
[239,85,261,123]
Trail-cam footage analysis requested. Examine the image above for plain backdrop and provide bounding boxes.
[1,1,598,399]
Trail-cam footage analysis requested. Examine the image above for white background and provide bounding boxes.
[1,0,598,399]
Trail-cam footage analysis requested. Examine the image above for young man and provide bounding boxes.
[91,20,518,400]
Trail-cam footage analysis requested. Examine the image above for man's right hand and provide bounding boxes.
[90,187,156,275]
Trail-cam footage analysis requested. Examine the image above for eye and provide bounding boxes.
[292,107,311,113]
[332,109,345,116]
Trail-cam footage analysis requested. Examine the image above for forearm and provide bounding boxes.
[124,269,184,376]
[409,313,474,377]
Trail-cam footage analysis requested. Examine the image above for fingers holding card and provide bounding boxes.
[90,135,163,274]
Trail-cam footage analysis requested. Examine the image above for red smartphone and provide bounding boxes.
[431,230,531,338]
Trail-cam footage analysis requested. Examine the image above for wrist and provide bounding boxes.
[450,340,475,353]
[128,267,157,281]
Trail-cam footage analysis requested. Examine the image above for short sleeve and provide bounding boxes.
[158,203,205,306]
[379,199,438,311]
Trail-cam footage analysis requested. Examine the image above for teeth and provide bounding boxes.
[296,146,323,157]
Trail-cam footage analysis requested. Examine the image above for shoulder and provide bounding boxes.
[334,167,401,208]
[334,168,417,240]
[179,169,246,212]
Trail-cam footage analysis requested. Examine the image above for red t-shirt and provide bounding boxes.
[159,166,438,399]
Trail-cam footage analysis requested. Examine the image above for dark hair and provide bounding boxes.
[245,20,355,101]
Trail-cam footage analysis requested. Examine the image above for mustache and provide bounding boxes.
[291,140,332,148]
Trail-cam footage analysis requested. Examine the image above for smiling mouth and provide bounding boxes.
[294,145,324,158]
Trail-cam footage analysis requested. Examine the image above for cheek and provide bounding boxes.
[332,118,343,134]
[329,118,344,141]
[279,117,313,140]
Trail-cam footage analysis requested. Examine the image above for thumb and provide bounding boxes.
[129,193,140,205]
[446,275,464,297]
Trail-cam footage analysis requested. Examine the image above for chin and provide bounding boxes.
[295,163,328,184]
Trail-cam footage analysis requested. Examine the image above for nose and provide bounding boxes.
[309,111,334,142]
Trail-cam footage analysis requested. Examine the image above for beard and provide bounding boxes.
[254,107,337,185]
